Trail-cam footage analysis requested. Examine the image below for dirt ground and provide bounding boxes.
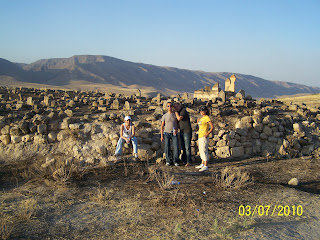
[1,151,320,240]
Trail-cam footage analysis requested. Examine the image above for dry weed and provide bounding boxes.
[0,202,14,240]
[147,165,174,190]
[90,187,114,204]
[1,151,92,186]
[0,215,14,240]
[16,198,38,221]
[117,196,144,224]
[213,166,252,189]
[148,188,190,208]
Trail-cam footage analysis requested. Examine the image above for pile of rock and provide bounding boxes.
[0,86,319,166]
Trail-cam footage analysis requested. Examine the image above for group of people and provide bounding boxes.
[115,102,213,172]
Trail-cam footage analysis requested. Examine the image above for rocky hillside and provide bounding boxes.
[0,55,319,98]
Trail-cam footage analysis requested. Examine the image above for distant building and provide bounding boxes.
[193,74,242,101]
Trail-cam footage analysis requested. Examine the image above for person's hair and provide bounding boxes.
[199,106,209,115]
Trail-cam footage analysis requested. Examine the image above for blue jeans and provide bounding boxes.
[164,132,179,164]
[180,131,192,164]
[115,136,138,155]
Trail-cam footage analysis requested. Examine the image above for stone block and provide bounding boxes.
[10,126,22,136]
[151,142,161,151]
[59,122,69,130]
[33,134,47,144]
[65,109,73,117]
[143,138,153,144]
[253,123,263,133]
[215,146,230,158]
[228,139,236,148]
[262,115,272,125]
[137,129,149,139]
[230,146,244,157]
[37,124,48,134]
[19,121,30,134]
[48,131,57,142]
[250,129,259,139]
[235,128,247,136]
[0,135,10,145]
[268,136,277,143]
[48,121,59,131]
[22,134,33,142]
[11,135,22,144]
[108,133,119,141]
[216,139,227,147]
[69,123,81,131]
[138,144,154,159]
[263,126,273,136]
[293,123,303,133]
[57,130,71,142]
[244,147,253,155]
[301,145,314,155]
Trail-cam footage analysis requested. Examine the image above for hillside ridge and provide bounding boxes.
[0,55,319,98]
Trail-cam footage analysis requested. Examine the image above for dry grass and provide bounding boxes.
[147,165,174,190]
[0,152,260,239]
[16,198,38,221]
[276,93,320,108]
[276,93,320,102]
[0,197,38,240]
[213,166,252,190]
[89,187,114,204]
[0,205,14,240]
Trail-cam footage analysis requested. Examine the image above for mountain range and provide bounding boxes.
[0,55,319,98]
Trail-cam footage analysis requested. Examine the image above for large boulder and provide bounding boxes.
[293,123,303,133]
[263,126,273,136]
[151,142,161,151]
[57,130,72,142]
[138,144,154,159]
[215,146,230,158]
[137,129,150,139]
[230,146,244,158]
[0,135,10,145]
[48,131,57,143]
[11,135,22,144]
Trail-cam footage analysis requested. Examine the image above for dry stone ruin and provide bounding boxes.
[194,74,250,104]
[0,85,320,168]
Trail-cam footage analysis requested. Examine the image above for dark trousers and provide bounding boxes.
[164,132,179,164]
[180,131,192,164]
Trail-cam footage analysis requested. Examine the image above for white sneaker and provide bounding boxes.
[199,166,208,172]
[195,164,204,169]
[134,153,138,158]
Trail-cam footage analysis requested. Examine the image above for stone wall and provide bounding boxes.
[0,86,319,167]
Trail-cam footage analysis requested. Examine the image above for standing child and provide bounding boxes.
[115,116,138,158]
[195,106,213,172]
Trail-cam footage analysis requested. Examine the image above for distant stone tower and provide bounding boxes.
[225,74,236,92]
[212,82,220,92]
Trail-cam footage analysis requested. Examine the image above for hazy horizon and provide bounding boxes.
[1,0,319,87]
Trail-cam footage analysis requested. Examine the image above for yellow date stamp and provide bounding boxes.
[239,205,303,217]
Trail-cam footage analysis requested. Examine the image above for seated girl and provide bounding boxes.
[115,116,138,158]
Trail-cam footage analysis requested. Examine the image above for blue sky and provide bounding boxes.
[1,0,319,87]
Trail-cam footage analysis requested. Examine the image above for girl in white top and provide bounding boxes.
[115,116,138,158]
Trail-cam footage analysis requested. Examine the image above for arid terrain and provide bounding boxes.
[1,55,320,98]
[1,90,320,239]
[1,149,320,239]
